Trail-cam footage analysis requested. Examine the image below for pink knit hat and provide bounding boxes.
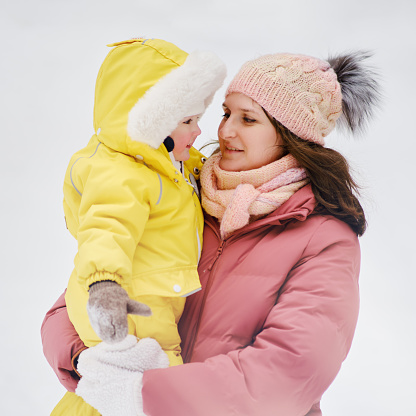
[226,53,342,145]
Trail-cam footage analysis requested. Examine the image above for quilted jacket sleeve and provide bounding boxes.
[41,291,86,392]
[68,155,153,290]
[142,218,360,416]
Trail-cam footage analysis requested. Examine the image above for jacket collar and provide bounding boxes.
[205,185,317,239]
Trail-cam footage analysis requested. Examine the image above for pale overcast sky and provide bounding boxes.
[1,0,415,414]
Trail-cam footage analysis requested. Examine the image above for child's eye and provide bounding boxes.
[243,117,256,123]
[222,113,230,119]
[183,118,193,125]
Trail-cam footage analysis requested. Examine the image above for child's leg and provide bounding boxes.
[66,268,184,365]
[51,392,100,416]
[129,295,185,366]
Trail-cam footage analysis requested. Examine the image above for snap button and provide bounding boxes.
[173,284,181,293]
[201,157,207,163]
[174,179,179,183]
[193,167,200,174]
[135,155,144,160]
[175,171,179,175]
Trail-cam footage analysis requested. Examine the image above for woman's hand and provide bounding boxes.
[75,335,169,416]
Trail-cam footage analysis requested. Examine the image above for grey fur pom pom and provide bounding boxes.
[328,51,381,135]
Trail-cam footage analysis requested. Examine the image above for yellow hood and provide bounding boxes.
[92,38,226,158]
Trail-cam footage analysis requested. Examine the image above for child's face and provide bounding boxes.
[171,115,202,161]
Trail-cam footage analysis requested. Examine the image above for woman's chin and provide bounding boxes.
[219,158,244,172]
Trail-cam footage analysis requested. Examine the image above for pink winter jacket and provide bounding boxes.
[41,185,360,416]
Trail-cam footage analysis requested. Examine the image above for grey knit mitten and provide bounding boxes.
[87,281,151,344]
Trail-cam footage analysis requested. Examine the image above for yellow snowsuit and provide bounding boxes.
[51,38,225,415]
[65,136,205,363]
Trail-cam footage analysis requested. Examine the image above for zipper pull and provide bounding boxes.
[207,240,224,271]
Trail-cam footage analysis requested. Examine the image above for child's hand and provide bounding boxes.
[87,281,151,344]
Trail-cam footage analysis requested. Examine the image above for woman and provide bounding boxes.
[42,50,380,416]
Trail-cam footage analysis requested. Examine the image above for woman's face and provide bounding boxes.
[218,93,284,171]
[171,115,202,161]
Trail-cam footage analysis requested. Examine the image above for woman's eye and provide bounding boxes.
[183,118,192,125]
[243,117,256,123]
[222,113,230,119]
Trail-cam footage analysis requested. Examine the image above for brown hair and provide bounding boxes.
[267,115,367,236]
[200,112,367,236]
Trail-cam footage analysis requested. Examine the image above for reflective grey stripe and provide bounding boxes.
[196,227,201,262]
[70,142,101,197]
[155,172,162,205]
[181,287,202,298]
[137,160,162,205]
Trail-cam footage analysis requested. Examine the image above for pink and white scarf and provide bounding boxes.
[200,152,309,238]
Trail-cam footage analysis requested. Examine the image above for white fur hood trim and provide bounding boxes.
[127,51,226,149]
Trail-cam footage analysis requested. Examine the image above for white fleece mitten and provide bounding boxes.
[76,335,169,416]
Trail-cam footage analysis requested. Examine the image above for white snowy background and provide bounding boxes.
[1,0,415,414]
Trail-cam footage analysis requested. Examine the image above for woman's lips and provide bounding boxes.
[224,146,243,153]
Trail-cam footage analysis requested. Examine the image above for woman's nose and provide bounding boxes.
[219,118,236,139]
